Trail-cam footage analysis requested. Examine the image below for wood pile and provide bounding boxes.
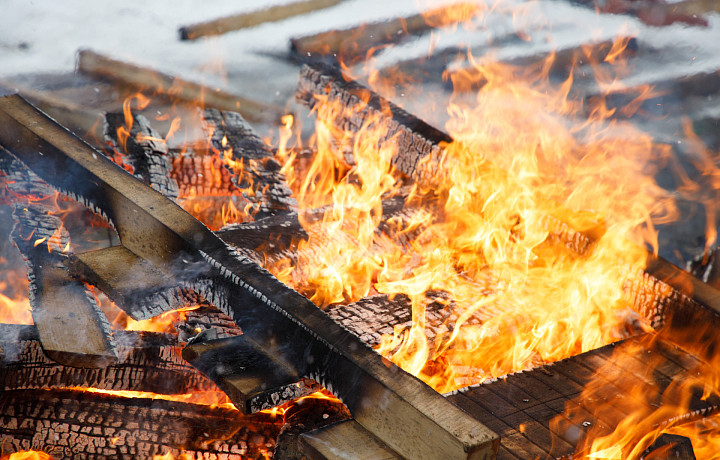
[1,0,720,458]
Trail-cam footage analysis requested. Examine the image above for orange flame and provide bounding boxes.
[0,452,54,460]
[269,36,684,394]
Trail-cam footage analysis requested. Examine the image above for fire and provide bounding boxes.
[560,326,720,459]
[0,452,54,460]
[269,33,680,394]
[65,386,237,410]
[0,275,32,325]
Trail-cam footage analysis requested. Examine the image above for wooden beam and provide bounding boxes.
[0,94,499,460]
[0,388,282,458]
[179,0,346,41]
[4,155,117,368]
[76,49,281,124]
[290,3,481,64]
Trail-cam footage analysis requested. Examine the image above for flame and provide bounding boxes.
[65,386,237,410]
[268,31,686,393]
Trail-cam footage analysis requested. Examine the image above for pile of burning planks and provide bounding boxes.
[1,0,720,459]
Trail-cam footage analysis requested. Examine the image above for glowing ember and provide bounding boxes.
[268,36,677,393]
[0,452,54,460]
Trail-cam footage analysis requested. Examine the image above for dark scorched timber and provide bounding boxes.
[3,154,117,367]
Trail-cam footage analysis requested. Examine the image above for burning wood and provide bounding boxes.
[290,3,480,65]
[3,155,117,368]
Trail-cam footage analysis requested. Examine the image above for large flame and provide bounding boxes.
[268,35,680,393]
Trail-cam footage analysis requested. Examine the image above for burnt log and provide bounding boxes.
[180,0,346,41]
[0,388,282,459]
[0,324,215,395]
[296,62,451,179]
[183,334,321,414]
[200,108,296,219]
[76,49,280,124]
[103,112,179,200]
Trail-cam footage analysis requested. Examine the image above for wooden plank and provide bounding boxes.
[76,49,280,124]
[296,61,452,179]
[0,324,216,395]
[180,0,346,40]
[5,160,117,368]
[291,3,480,64]
[67,245,201,320]
[297,419,401,460]
[182,334,322,414]
[0,94,498,460]
[446,392,548,459]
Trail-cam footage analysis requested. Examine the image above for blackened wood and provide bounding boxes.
[687,248,720,289]
[643,433,696,460]
[0,95,498,460]
[183,334,321,414]
[295,419,400,460]
[67,245,207,321]
[0,324,215,395]
[0,388,282,459]
[291,3,480,65]
[4,157,116,367]
[177,306,242,342]
[200,108,296,219]
[449,334,718,458]
[104,112,179,200]
[180,0,346,40]
[275,395,353,459]
[76,49,280,124]
[296,62,452,178]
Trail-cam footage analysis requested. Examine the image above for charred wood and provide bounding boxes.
[274,397,352,459]
[183,334,321,414]
[290,3,480,65]
[67,245,205,322]
[4,157,116,367]
[643,434,696,459]
[0,94,499,460]
[0,324,215,395]
[200,108,296,219]
[103,112,179,200]
[296,62,451,179]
